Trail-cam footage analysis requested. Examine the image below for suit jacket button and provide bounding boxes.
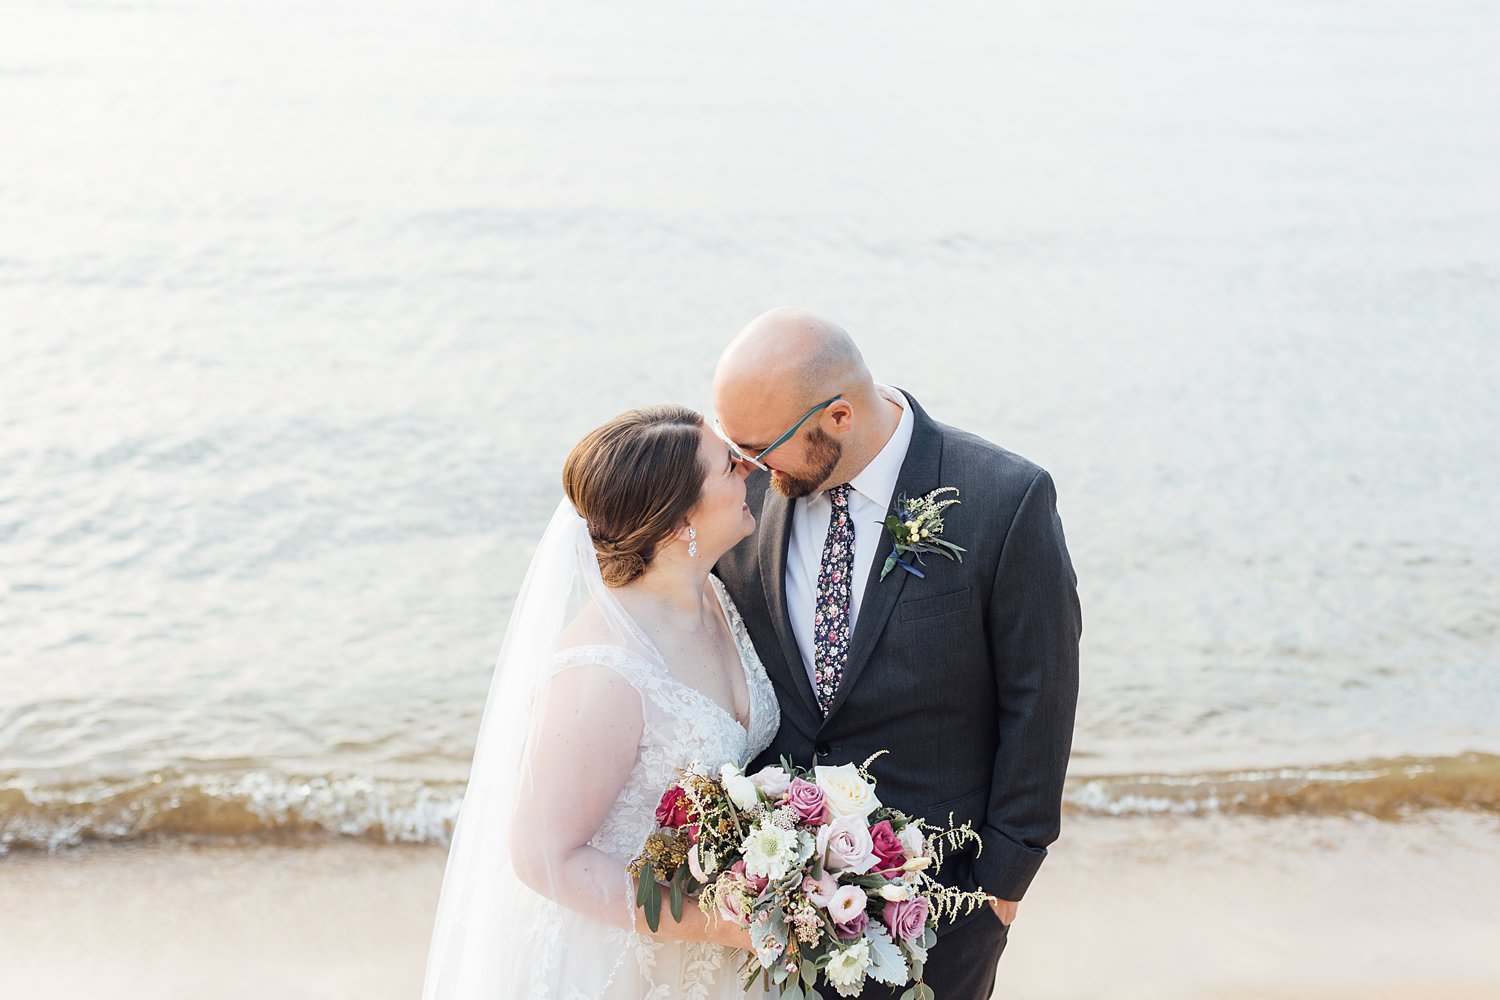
[815,742,831,758]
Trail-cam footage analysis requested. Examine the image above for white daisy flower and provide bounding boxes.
[741,821,799,882]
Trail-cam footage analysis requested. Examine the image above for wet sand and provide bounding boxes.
[2,814,1497,999]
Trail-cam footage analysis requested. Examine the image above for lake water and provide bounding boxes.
[2,0,1498,851]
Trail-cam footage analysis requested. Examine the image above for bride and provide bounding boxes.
[422,404,780,999]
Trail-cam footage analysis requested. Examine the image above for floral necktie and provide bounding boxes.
[813,484,855,715]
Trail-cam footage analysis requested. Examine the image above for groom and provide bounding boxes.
[712,308,1081,999]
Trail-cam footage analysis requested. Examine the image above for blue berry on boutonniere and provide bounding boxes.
[880,486,966,581]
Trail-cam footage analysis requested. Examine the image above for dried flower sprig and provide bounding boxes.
[881,487,966,581]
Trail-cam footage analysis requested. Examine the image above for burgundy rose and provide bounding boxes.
[882,896,930,943]
[833,910,869,941]
[785,778,831,825]
[655,786,695,829]
[868,819,905,873]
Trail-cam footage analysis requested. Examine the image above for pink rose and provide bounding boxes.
[717,882,752,926]
[801,872,838,908]
[655,786,695,829]
[715,864,766,926]
[868,819,905,873]
[833,909,868,941]
[687,843,711,883]
[749,765,793,800]
[730,859,769,896]
[817,815,878,874]
[785,778,830,825]
[882,896,930,943]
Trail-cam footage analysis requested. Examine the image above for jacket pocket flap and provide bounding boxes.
[898,586,973,622]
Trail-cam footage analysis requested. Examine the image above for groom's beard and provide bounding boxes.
[769,427,843,499]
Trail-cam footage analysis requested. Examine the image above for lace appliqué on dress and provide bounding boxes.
[524,579,779,1000]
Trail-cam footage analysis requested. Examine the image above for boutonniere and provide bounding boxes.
[880,486,966,580]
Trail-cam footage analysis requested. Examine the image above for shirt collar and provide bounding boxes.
[807,384,913,511]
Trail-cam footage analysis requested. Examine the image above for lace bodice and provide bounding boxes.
[551,576,780,861]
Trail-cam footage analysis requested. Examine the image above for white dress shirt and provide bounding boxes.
[786,385,914,688]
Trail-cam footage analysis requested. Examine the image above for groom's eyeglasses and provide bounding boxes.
[712,395,842,473]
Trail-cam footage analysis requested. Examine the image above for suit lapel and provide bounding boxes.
[757,483,822,718]
[821,391,945,723]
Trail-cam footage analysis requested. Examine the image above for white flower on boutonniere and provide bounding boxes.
[880,486,966,581]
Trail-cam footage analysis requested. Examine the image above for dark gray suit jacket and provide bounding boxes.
[716,390,1080,920]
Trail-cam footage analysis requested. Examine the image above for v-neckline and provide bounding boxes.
[635,579,754,741]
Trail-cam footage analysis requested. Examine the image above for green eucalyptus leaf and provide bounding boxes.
[643,873,661,931]
[669,865,685,922]
[635,863,654,907]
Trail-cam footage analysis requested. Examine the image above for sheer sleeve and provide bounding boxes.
[508,650,740,947]
[422,500,752,1000]
[509,659,645,927]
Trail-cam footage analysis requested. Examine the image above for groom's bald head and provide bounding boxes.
[713,307,872,416]
[713,308,900,497]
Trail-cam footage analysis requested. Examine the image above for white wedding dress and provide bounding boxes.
[423,501,780,1000]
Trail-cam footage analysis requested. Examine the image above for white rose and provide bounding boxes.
[816,815,878,874]
[813,763,880,820]
[825,938,872,989]
[724,772,761,812]
[878,882,911,902]
[897,823,925,861]
[748,765,792,800]
[718,763,760,810]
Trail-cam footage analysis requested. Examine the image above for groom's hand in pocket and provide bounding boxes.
[989,897,1018,926]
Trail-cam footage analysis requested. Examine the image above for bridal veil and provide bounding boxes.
[421,498,660,998]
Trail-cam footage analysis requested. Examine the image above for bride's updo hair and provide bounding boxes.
[563,404,707,587]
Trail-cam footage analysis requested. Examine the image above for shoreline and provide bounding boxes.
[2,813,1497,999]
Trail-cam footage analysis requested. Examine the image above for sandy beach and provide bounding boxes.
[5,813,1498,1000]
[5,1,1498,998]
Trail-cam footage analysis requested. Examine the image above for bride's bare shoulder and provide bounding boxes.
[555,593,655,662]
[557,597,616,649]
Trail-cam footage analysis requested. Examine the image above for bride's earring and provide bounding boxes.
[688,526,698,559]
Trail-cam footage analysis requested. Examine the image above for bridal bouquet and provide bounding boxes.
[628,755,992,999]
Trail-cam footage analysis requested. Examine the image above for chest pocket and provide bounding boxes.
[898,586,973,622]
